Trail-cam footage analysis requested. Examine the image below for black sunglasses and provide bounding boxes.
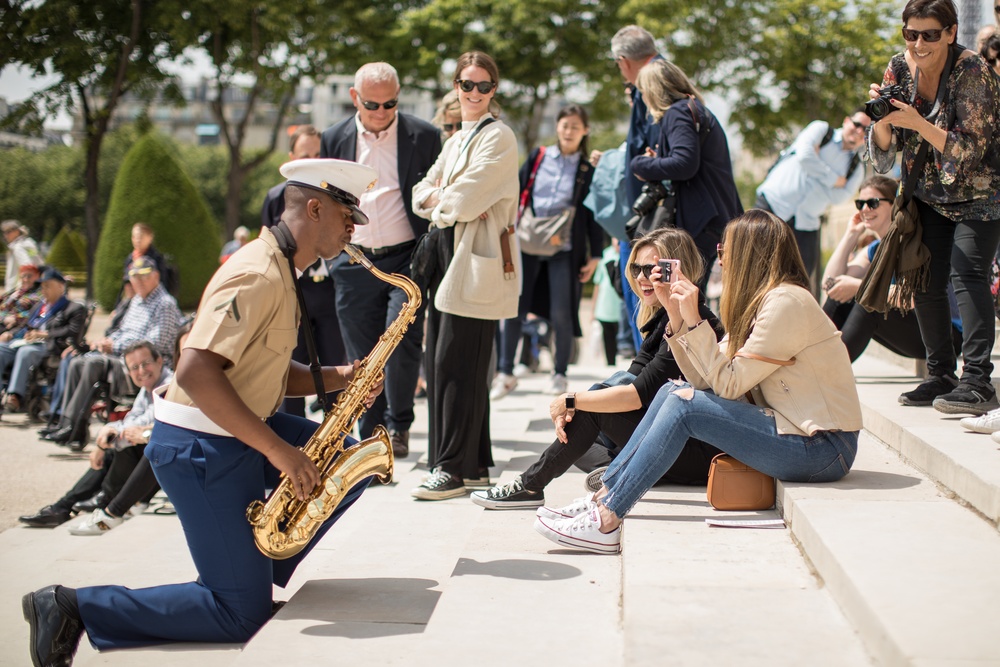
[456,79,496,94]
[628,263,658,279]
[855,197,892,210]
[901,26,951,42]
[359,98,398,111]
[442,123,459,133]
[848,118,867,130]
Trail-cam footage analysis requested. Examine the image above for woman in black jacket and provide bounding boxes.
[473,227,723,510]
[630,59,742,285]
[492,105,605,399]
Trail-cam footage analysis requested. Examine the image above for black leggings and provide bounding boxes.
[823,298,961,362]
[105,456,160,518]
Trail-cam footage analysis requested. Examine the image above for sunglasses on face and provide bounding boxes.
[455,79,496,94]
[442,123,459,133]
[901,26,951,42]
[359,98,398,111]
[848,118,868,130]
[855,197,893,210]
[628,263,657,280]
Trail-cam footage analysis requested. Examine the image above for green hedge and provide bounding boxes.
[94,134,221,310]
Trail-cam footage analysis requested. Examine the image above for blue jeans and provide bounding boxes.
[3,342,46,396]
[602,382,858,519]
[499,251,574,376]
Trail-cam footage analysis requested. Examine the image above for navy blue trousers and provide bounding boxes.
[76,412,370,650]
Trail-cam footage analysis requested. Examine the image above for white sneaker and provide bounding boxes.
[69,508,124,536]
[512,363,532,378]
[536,492,596,521]
[584,466,608,493]
[489,373,518,400]
[534,508,621,554]
[992,431,1000,445]
[960,408,1000,434]
[125,502,150,519]
[547,374,568,395]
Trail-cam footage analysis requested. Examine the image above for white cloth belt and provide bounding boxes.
[152,385,233,437]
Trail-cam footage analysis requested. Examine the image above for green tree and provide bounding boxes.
[625,0,898,155]
[1,0,186,297]
[95,134,220,310]
[46,227,89,277]
[394,0,626,149]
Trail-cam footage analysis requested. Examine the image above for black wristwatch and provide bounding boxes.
[565,393,576,411]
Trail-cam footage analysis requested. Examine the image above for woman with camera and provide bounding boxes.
[491,105,605,399]
[534,210,863,554]
[868,0,1000,415]
[411,51,521,500]
[822,175,962,361]
[629,59,742,285]
[472,227,723,510]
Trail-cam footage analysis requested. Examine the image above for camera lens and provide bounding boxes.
[864,98,892,121]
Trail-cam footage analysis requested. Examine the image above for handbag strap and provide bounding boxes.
[518,146,547,221]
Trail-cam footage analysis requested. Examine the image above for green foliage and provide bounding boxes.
[46,228,88,274]
[633,0,898,155]
[95,134,221,310]
[0,144,83,242]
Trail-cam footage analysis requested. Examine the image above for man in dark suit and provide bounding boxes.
[321,62,441,458]
[262,124,347,417]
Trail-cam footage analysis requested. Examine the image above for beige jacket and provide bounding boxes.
[667,284,863,436]
[412,117,520,320]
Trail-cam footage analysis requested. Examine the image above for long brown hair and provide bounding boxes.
[625,227,705,331]
[719,209,808,357]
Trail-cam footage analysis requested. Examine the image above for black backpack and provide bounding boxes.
[765,126,861,181]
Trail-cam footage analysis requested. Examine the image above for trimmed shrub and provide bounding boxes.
[95,134,221,310]
[45,227,88,284]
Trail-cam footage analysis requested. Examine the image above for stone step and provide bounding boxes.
[779,430,1000,666]
[852,353,1000,528]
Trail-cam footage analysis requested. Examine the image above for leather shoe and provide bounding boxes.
[41,425,73,443]
[37,425,57,437]
[71,492,107,514]
[19,506,72,528]
[22,585,84,667]
[389,429,409,458]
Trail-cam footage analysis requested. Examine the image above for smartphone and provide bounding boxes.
[658,259,681,283]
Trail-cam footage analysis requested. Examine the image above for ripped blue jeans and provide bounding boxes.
[602,381,858,519]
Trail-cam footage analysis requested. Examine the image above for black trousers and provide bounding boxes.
[52,464,108,513]
[521,394,721,492]
[822,297,962,362]
[425,303,495,479]
[105,453,160,518]
[913,200,1000,384]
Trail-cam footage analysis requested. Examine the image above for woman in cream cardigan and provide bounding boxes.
[534,209,863,553]
[411,51,521,500]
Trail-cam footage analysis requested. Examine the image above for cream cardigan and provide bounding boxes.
[412,117,521,320]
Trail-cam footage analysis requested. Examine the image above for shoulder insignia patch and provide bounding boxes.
[213,297,241,324]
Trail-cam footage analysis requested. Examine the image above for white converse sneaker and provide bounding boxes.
[489,373,518,400]
[584,466,608,493]
[69,508,124,536]
[536,492,596,521]
[534,508,621,554]
[547,373,569,395]
[960,408,1000,434]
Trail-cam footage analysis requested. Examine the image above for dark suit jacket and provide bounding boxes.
[630,98,743,245]
[320,113,443,237]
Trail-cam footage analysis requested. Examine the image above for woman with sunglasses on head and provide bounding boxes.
[535,210,863,554]
[868,0,1000,415]
[491,105,606,400]
[431,90,463,140]
[629,59,742,287]
[411,52,520,500]
[473,228,723,510]
[822,175,962,361]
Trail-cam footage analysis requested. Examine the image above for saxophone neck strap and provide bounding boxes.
[273,220,328,414]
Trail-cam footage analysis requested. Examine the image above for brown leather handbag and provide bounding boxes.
[706,454,775,511]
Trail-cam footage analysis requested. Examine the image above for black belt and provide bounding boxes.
[354,240,416,258]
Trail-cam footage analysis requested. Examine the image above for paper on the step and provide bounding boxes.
[705,518,786,528]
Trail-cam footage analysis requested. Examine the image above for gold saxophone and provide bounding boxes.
[246,244,422,560]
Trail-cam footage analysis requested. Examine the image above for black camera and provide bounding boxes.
[632,181,671,216]
[864,84,906,121]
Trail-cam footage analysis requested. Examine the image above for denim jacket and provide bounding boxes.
[666,284,863,436]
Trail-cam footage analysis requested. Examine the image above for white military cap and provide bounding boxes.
[280,158,379,226]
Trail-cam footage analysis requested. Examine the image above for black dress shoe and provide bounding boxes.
[71,492,107,514]
[389,429,409,458]
[19,506,72,528]
[22,585,84,667]
[41,426,73,443]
